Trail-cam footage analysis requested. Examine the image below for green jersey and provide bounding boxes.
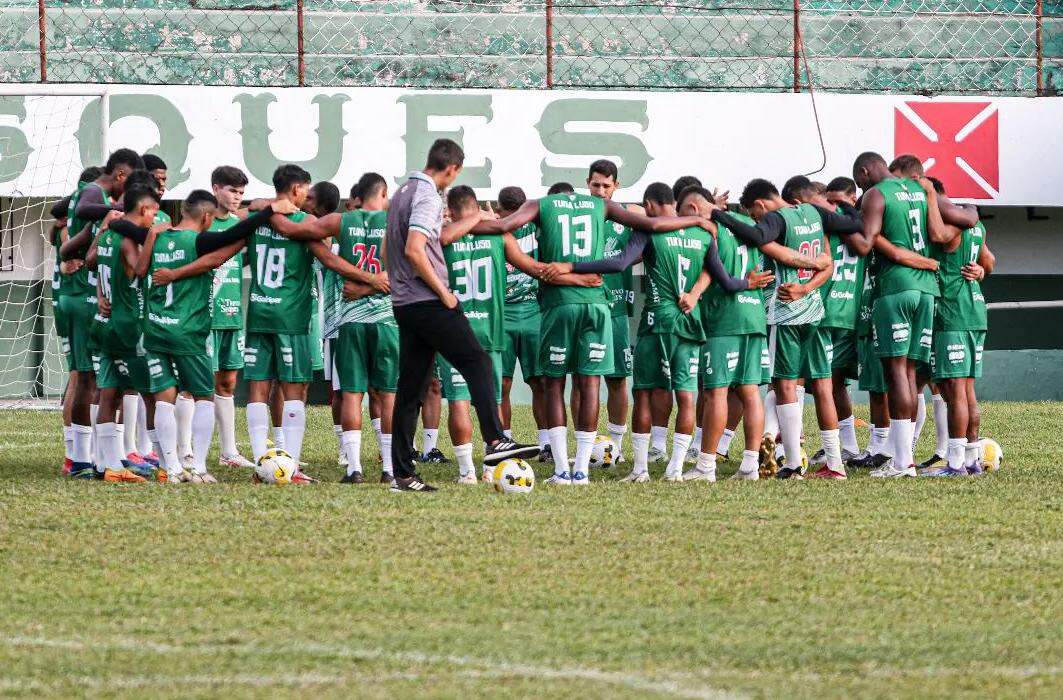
[637,226,712,342]
[209,214,244,330]
[935,222,987,331]
[443,234,506,351]
[153,210,171,226]
[144,228,211,356]
[603,220,635,318]
[337,210,393,326]
[873,178,938,298]
[246,210,314,335]
[93,227,143,354]
[537,193,609,307]
[703,215,767,337]
[819,209,866,330]
[768,203,826,326]
[65,182,107,304]
[504,222,539,307]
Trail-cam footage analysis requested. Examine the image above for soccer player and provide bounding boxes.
[496,186,550,458]
[490,184,713,484]
[708,178,862,479]
[206,165,256,469]
[852,151,977,477]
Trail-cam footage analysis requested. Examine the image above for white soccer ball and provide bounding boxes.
[255,448,298,485]
[590,435,614,468]
[492,458,535,494]
[980,438,1003,472]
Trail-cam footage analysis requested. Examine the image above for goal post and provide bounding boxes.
[0,85,109,409]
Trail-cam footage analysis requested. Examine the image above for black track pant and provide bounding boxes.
[391,299,504,479]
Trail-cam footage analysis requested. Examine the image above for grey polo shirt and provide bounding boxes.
[386,171,450,307]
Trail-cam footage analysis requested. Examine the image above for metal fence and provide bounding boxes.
[1,1,1060,94]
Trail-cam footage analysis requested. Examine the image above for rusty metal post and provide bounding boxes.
[38,0,47,82]
[793,0,801,92]
[546,0,554,88]
[297,0,306,86]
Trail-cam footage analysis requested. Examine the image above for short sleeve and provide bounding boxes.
[408,184,443,239]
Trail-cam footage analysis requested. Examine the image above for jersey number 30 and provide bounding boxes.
[452,257,491,302]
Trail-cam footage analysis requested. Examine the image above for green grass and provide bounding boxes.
[1,401,1061,699]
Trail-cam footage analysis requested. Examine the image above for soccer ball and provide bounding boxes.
[254,448,297,485]
[492,458,535,494]
[980,438,1003,471]
[590,435,614,468]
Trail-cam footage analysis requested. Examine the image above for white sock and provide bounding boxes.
[154,401,181,475]
[796,385,806,406]
[537,428,549,449]
[281,400,306,462]
[548,426,570,476]
[502,429,513,440]
[191,400,215,474]
[371,417,383,450]
[215,394,239,457]
[913,392,927,453]
[947,437,967,470]
[380,433,393,475]
[650,425,668,453]
[455,443,474,477]
[820,428,843,471]
[667,432,692,476]
[422,428,439,454]
[763,389,779,437]
[607,421,627,459]
[838,416,859,455]
[122,394,138,455]
[342,430,362,476]
[739,449,759,474]
[63,425,74,461]
[147,428,163,461]
[89,403,100,467]
[96,422,122,470]
[891,418,915,469]
[965,441,981,469]
[692,426,703,452]
[868,425,890,456]
[72,423,93,465]
[777,402,803,469]
[631,432,650,474]
[247,402,270,461]
[136,396,152,455]
[695,451,716,478]
[333,424,343,459]
[272,426,286,450]
[573,430,595,474]
[718,428,736,455]
[175,394,194,457]
[932,394,948,457]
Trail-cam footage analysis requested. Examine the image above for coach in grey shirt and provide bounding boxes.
[386,139,538,492]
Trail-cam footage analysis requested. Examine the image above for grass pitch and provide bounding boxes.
[1,401,1061,698]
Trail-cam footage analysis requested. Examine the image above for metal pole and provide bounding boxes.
[792,0,801,92]
[1036,0,1044,95]
[297,0,306,86]
[546,0,554,89]
[38,0,47,82]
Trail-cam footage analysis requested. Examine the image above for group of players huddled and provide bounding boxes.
[49,141,992,485]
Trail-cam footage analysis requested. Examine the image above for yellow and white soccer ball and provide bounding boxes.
[589,435,614,467]
[492,458,535,494]
[254,448,298,485]
[980,438,1003,471]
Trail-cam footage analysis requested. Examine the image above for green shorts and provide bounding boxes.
[632,333,700,392]
[243,332,314,383]
[823,326,858,380]
[538,303,614,377]
[873,290,934,362]
[439,350,503,403]
[94,351,150,393]
[931,329,985,380]
[606,314,633,379]
[209,328,245,372]
[857,334,887,394]
[145,350,214,396]
[333,322,399,393]
[769,323,832,381]
[502,309,541,379]
[60,297,97,373]
[702,334,769,389]
[52,295,68,339]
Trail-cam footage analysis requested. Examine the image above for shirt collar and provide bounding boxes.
[409,171,435,188]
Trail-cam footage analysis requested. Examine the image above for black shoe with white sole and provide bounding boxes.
[390,475,437,492]
[483,439,540,466]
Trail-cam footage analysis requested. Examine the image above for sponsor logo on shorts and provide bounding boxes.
[947,343,966,364]
[147,357,163,377]
[688,356,699,375]
[761,348,770,368]
[825,343,834,365]
[250,293,282,304]
[549,345,567,365]
[975,344,983,362]
[244,346,258,365]
[588,342,607,362]
[281,346,294,367]
[920,328,933,348]
[891,322,910,343]
[726,351,739,372]
[149,312,179,326]
[659,359,672,378]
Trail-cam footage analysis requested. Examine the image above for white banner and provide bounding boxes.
[2,84,1061,206]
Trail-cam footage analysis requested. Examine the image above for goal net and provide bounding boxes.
[0,87,108,409]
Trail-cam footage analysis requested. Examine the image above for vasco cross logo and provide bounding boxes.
[894,101,999,200]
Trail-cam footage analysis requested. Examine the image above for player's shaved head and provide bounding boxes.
[446,185,478,216]
[79,166,103,184]
[676,185,713,215]
[122,185,160,214]
[852,151,889,190]
[308,181,341,216]
[547,182,574,195]
[781,175,817,204]
[889,154,924,179]
[672,175,702,202]
[104,148,144,175]
[497,186,526,214]
[356,172,387,202]
[272,164,311,195]
[211,166,248,188]
[643,182,675,207]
